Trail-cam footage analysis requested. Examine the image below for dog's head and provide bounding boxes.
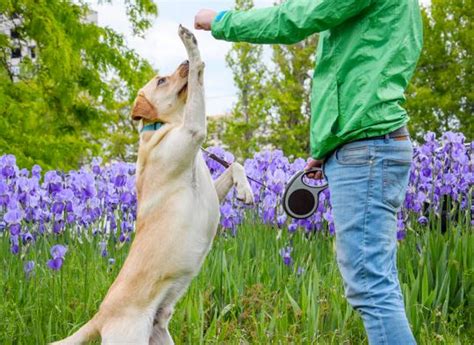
[131,60,189,124]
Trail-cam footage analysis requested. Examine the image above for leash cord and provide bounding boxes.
[200,147,279,195]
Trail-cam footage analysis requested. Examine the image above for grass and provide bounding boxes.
[1,218,473,344]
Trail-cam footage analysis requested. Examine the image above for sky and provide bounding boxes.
[88,0,276,116]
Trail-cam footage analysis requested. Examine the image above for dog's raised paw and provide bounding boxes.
[232,163,255,205]
[178,25,198,46]
[236,184,254,205]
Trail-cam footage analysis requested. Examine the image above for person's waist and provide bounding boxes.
[350,126,410,143]
[325,126,410,159]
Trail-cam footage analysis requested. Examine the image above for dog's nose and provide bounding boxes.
[182,60,189,66]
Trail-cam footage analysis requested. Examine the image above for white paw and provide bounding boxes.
[232,163,255,205]
[178,25,197,45]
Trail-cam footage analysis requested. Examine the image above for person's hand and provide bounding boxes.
[304,159,324,179]
[195,9,217,31]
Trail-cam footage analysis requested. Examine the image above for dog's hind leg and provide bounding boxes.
[101,313,154,345]
[149,306,174,345]
[214,163,254,204]
[49,317,99,345]
[149,276,194,345]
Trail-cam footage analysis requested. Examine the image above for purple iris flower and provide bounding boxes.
[51,201,65,215]
[397,230,407,241]
[24,260,35,277]
[119,232,127,243]
[4,207,23,224]
[10,234,19,255]
[279,246,293,266]
[50,244,68,259]
[328,222,336,235]
[91,157,102,175]
[21,232,34,244]
[277,214,287,228]
[288,222,298,233]
[47,258,64,270]
[9,223,21,236]
[99,241,108,257]
[417,216,428,226]
[31,165,42,178]
[120,192,134,205]
[53,220,64,234]
[47,244,68,271]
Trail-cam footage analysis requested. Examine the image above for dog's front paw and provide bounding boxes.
[236,183,254,205]
[178,25,198,48]
[232,163,255,205]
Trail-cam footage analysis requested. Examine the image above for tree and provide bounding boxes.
[0,0,157,170]
[406,0,473,141]
[216,0,270,159]
[216,0,318,160]
[266,31,317,158]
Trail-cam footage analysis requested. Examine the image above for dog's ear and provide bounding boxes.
[131,94,158,121]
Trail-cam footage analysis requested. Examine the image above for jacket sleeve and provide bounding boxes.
[211,0,374,44]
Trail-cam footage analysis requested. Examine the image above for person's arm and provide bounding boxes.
[211,0,374,44]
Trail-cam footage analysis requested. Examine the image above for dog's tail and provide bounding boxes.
[49,318,99,345]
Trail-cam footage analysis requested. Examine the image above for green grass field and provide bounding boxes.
[1,220,473,344]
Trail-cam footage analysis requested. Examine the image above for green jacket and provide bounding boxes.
[211,0,423,159]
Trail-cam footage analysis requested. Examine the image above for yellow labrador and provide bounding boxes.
[51,25,253,345]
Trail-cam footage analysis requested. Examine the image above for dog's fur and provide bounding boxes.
[51,25,254,345]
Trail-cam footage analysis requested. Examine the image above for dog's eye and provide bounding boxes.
[157,78,166,86]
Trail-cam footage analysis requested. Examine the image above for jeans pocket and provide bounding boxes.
[335,145,370,165]
[382,159,412,209]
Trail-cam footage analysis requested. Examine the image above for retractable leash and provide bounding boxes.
[282,168,328,219]
[201,147,329,219]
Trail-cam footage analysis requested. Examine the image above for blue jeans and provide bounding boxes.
[324,137,416,345]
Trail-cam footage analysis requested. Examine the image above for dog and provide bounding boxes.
[51,25,254,345]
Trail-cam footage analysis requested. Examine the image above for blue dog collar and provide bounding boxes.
[141,122,163,133]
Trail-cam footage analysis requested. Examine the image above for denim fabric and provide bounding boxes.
[324,137,416,345]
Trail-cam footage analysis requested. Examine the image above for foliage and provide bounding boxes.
[266,34,316,158]
[0,0,157,170]
[406,0,473,141]
[219,0,316,160]
[219,0,270,158]
[0,222,472,344]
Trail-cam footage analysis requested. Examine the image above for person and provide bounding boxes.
[195,1,422,344]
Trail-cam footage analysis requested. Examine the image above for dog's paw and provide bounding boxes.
[236,184,254,205]
[178,24,198,48]
[232,163,255,205]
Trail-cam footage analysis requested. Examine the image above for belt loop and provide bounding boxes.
[384,133,390,143]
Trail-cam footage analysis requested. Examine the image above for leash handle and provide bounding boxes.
[301,167,328,189]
